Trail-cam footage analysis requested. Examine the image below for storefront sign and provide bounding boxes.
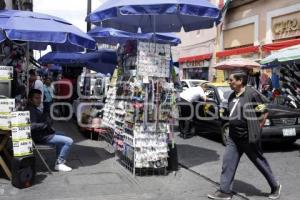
[181,60,209,69]
[273,19,300,34]
[272,12,300,40]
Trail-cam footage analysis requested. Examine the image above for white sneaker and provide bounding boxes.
[55,163,72,172]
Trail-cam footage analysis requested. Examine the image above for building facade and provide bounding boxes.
[175,0,300,82]
[173,0,224,81]
[216,0,300,80]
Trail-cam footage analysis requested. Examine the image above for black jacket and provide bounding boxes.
[25,104,55,143]
[228,86,268,144]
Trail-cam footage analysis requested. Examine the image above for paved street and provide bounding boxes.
[1,121,299,200]
[176,131,300,200]
[0,121,245,200]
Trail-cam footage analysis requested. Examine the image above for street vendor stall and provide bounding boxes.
[87,0,221,175]
[260,44,300,108]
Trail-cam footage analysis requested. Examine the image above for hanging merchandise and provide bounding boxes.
[102,41,177,175]
[137,42,170,78]
[276,63,300,107]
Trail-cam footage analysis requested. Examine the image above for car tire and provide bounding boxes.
[221,123,229,146]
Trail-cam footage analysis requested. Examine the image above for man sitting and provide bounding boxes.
[26,89,73,172]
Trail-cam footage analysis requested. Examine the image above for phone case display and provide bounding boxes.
[102,87,117,128]
[137,42,171,78]
[111,41,176,175]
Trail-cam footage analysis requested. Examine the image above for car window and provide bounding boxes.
[217,86,232,102]
[206,87,217,102]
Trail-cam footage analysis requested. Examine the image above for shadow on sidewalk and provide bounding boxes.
[233,179,269,197]
[177,144,220,168]
[35,143,114,173]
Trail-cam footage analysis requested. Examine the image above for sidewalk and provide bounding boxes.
[0,121,244,200]
[176,132,300,200]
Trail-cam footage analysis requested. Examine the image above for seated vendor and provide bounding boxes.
[26,89,73,172]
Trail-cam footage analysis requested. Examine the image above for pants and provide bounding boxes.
[179,99,193,133]
[45,131,73,164]
[220,136,278,193]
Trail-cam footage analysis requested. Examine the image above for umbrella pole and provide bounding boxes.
[152,15,160,132]
[26,42,30,96]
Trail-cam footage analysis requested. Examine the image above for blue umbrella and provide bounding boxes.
[48,64,63,72]
[38,50,117,74]
[0,31,5,43]
[86,0,221,33]
[88,27,181,45]
[0,9,96,51]
[38,52,83,64]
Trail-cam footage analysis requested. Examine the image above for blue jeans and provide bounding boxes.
[45,131,73,164]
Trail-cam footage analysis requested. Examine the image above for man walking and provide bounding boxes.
[208,70,281,200]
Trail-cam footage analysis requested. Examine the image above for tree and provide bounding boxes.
[0,0,6,10]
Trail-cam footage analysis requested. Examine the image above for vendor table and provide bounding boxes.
[0,130,12,179]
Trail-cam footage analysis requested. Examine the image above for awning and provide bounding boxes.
[216,46,259,58]
[178,53,212,63]
[262,38,300,52]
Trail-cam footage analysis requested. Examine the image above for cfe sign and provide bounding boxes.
[272,13,300,40]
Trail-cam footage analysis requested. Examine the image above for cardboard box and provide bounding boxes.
[0,66,13,80]
[11,111,31,127]
[0,99,15,114]
[11,126,31,141]
[0,114,11,130]
[12,139,33,157]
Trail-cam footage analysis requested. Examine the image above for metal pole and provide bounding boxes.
[26,42,30,96]
[87,0,92,32]
[83,0,92,96]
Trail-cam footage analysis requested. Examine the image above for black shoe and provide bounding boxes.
[207,190,232,200]
[269,184,282,199]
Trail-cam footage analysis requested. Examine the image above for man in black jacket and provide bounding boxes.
[208,71,281,200]
[26,89,73,172]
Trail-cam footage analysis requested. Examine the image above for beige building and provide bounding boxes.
[173,0,223,81]
[175,0,300,81]
[218,0,300,80]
